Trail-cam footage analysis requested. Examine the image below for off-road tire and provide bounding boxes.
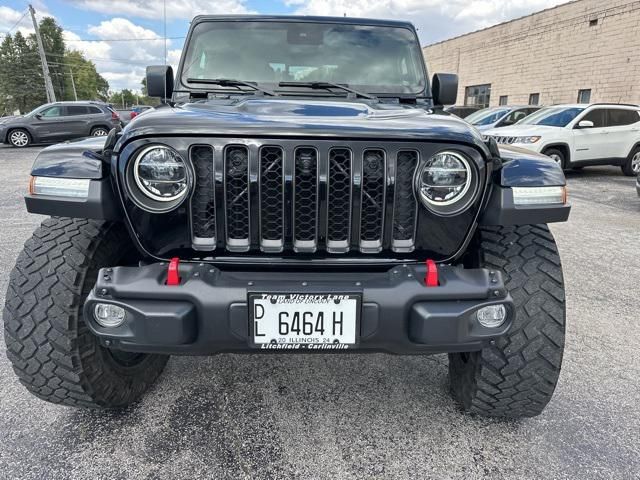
[449,224,565,418]
[3,217,168,408]
[621,146,640,176]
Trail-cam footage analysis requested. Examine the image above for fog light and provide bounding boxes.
[93,303,126,328]
[476,304,507,328]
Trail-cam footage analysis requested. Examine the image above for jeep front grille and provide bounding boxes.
[492,136,517,145]
[189,140,420,254]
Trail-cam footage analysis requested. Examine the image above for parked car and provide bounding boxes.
[6,15,571,419]
[444,105,481,119]
[0,101,120,147]
[465,105,541,131]
[486,103,640,175]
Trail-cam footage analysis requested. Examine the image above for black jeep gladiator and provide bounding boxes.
[4,16,571,418]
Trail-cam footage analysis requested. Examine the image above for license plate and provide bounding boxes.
[249,293,360,350]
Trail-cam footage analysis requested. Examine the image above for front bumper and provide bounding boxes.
[84,263,514,355]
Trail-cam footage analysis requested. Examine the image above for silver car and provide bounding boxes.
[465,105,541,132]
[0,101,120,147]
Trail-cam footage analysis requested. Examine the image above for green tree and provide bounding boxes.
[34,17,66,100]
[108,89,138,108]
[0,31,46,114]
[0,17,110,113]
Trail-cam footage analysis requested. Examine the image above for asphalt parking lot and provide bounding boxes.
[0,144,639,480]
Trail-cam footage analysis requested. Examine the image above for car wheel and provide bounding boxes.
[621,147,640,176]
[3,217,169,408]
[448,225,566,418]
[8,129,31,147]
[543,148,566,169]
[91,127,110,137]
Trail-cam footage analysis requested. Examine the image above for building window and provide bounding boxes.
[589,18,598,27]
[499,95,508,106]
[529,93,540,105]
[464,84,491,108]
[577,89,591,104]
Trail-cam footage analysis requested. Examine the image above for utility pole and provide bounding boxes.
[69,70,78,101]
[29,4,56,103]
[121,91,125,109]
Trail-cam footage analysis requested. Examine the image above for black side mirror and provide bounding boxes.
[432,73,458,107]
[34,113,42,119]
[146,65,174,100]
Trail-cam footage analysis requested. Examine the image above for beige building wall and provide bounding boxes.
[423,0,640,107]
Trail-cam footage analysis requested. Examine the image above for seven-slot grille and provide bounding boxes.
[189,143,420,254]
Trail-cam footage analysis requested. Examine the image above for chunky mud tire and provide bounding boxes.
[449,225,566,418]
[3,218,168,408]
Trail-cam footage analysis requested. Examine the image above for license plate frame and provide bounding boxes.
[248,292,361,350]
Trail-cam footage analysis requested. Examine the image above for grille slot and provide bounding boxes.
[392,151,418,251]
[190,145,216,250]
[189,140,433,255]
[224,146,250,251]
[327,148,352,252]
[293,147,318,252]
[360,149,386,252]
[259,146,284,252]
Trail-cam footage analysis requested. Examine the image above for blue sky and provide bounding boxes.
[1,0,571,92]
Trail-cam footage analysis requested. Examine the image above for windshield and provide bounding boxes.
[518,107,584,127]
[180,21,426,95]
[465,108,511,126]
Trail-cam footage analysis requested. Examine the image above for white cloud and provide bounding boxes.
[0,4,56,38]
[65,18,176,92]
[67,0,255,20]
[289,0,573,44]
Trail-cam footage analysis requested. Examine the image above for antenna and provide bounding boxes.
[163,0,167,103]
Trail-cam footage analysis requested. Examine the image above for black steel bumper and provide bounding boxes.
[84,263,514,355]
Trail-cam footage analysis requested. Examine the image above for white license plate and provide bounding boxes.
[249,293,359,349]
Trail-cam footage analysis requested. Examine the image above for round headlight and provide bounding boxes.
[134,146,188,202]
[416,151,477,215]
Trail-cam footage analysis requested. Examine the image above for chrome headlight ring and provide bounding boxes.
[414,150,479,216]
[127,144,192,213]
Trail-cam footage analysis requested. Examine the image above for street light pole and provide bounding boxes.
[29,4,56,103]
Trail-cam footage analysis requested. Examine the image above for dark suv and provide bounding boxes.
[0,101,119,147]
[5,16,571,418]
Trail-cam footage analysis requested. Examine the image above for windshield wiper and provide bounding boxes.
[185,78,277,96]
[278,81,377,100]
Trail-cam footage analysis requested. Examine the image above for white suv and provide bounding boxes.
[485,103,640,176]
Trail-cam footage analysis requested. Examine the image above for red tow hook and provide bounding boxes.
[425,259,439,287]
[167,257,180,286]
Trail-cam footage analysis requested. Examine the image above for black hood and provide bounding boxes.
[118,98,488,152]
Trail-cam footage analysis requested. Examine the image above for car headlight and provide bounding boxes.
[514,136,541,144]
[134,145,188,202]
[415,150,478,216]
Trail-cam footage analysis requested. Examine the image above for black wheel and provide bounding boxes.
[621,147,640,176]
[91,126,110,137]
[8,128,31,147]
[543,148,566,170]
[449,225,566,418]
[3,217,168,408]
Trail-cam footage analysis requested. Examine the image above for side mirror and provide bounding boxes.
[146,65,174,100]
[34,113,42,120]
[432,73,458,107]
[577,120,594,129]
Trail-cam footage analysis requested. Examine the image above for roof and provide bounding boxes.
[191,15,415,29]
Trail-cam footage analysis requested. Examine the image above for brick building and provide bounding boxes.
[422,0,640,108]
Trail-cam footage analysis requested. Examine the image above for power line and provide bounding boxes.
[64,36,185,43]
[3,9,29,35]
